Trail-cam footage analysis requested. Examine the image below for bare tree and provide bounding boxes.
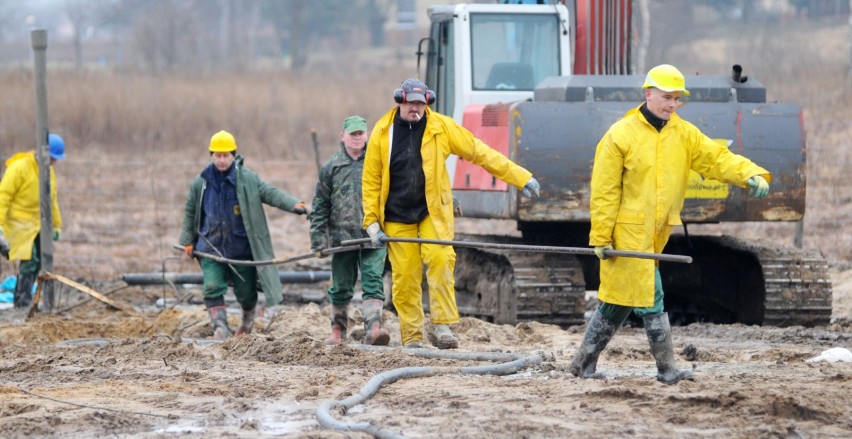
[65,0,102,70]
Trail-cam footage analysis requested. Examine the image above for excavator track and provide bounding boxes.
[663,235,832,327]
[453,234,586,326]
[728,237,832,326]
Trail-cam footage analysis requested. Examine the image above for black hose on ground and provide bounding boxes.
[315,345,545,438]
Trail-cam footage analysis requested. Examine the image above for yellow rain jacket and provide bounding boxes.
[590,106,771,307]
[0,152,62,261]
[363,106,532,238]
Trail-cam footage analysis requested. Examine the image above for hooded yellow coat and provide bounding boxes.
[362,106,532,238]
[590,106,771,307]
[0,152,62,261]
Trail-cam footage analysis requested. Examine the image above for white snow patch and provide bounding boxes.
[805,347,852,363]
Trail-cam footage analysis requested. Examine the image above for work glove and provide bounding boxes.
[52,229,61,241]
[0,230,9,259]
[365,222,386,247]
[453,197,463,217]
[314,248,328,259]
[521,177,541,198]
[746,175,769,198]
[184,244,194,257]
[293,202,309,215]
[594,244,613,260]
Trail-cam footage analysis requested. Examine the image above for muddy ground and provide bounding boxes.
[0,270,850,438]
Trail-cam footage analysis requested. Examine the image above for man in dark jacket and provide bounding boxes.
[310,116,389,346]
[179,130,308,339]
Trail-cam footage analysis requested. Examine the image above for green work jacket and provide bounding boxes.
[179,155,302,305]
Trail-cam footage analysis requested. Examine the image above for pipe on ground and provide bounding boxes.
[315,345,545,438]
[121,271,330,285]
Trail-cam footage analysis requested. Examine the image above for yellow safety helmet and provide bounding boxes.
[642,64,690,96]
[209,130,237,153]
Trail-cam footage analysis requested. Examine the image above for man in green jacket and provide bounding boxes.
[179,130,308,339]
[310,115,389,346]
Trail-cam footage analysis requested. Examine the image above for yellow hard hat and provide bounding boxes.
[642,64,690,96]
[209,130,237,153]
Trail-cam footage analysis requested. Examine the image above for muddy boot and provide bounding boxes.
[569,309,621,379]
[644,312,694,385]
[207,306,232,340]
[13,272,37,309]
[324,305,348,345]
[235,307,255,336]
[430,324,459,350]
[362,299,390,346]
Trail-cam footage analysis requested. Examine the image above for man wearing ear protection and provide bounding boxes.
[362,78,540,349]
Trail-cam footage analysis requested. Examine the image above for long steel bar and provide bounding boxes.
[171,243,367,267]
[340,237,692,264]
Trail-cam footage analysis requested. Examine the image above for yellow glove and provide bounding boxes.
[594,244,613,260]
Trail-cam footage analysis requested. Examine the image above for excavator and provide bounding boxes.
[418,1,832,327]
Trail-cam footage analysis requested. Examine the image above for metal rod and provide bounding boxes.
[171,243,367,267]
[122,271,331,286]
[340,237,692,264]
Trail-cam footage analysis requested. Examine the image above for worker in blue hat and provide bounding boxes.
[0,133,66,308]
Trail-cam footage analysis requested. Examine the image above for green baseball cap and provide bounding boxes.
[342,115,367,133]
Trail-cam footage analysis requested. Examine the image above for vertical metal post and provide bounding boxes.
[794,219,804,249]
[32,29,55,312]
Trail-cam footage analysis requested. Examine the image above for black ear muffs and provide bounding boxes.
[393,87,406,104]
[393,85,437,104]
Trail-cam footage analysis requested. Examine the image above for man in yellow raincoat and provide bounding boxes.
[0,134,65,309]
[570,65,771,384]
[362,78,540,349]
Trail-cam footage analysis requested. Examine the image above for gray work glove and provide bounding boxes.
[0,230,9,259]
[314,249,328,259]
[365,222,387,247]
[522,177,541,197]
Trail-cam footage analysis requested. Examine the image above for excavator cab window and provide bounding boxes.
[470,12,561,91]
[426,17,454,116]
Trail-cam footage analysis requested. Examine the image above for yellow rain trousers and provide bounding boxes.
[363,106,533,344]
[385,217,457,345]
[0,152,62,261]
[590,106,770,308]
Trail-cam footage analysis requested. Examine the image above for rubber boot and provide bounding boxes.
[235,307,255,336]
[13,272,37,309]
[207,306,232,340]
[362,299,390,346]
[324,305,348,345]
[569,309,621,379]
[430,324,459,350]
[643,312,694,385]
